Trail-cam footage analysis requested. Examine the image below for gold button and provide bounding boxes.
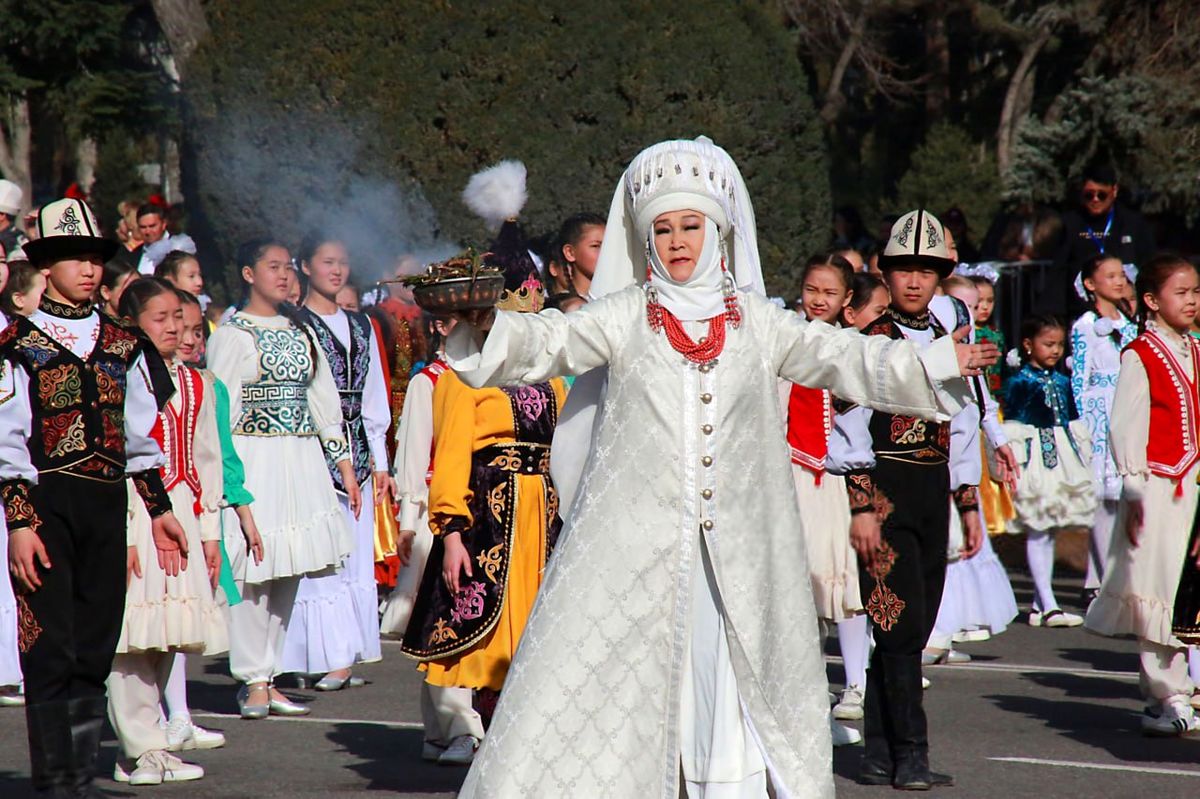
[701,489,713,500]
[699,363,711,373]
[701,424,713,435]
[702,520,714,530]
[700,393,712,404]
[701,456,713,467]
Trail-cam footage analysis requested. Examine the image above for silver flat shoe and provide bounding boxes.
[314,674,367,692]
[268,695,311,716]
[237,686,268,720]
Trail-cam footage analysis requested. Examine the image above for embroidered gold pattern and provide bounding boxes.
[38,364,82,409]
[43,411,86,458]
[487,449,523,472]
[429,618,458,645]
[476,544,504,584]
[488,483,507,523]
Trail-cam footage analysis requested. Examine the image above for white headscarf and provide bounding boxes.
[588,137,765,306]
[646,216,723,321]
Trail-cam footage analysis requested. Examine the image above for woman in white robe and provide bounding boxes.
[445,138,988,798]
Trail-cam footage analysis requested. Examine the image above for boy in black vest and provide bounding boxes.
[0,198,188,798]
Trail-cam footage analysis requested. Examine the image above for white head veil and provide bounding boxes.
[551,137,766,514]
[588,136,766,306]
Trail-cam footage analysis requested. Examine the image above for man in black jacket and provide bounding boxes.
[1048,163,1155,316]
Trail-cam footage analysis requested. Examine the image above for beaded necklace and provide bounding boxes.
[644,261,741,366]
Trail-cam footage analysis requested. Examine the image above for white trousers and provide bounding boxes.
[680,538,771,799]
[107,652,172,759]
[1086,500,1120,590]
[229,577,300,684]
[1139,638,1193,705]
[420,682,484,744]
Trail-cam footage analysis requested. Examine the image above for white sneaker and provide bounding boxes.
[1029,609,1083,628]
[437,734,480,765]
[123,750,205,785]
[1143,701,1200,737]
[922,675,931,690]
[166,718,224,751]
[945,648,972,664]
[830,720,862,746]
[833,686,864,720]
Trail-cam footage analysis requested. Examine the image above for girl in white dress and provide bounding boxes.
[1004,315,1096,627]
[1086,255,1200,737]
[784,254,869,734]
[106,278,224,785]
[443,138,991,798]
[282,233,389,689]
[1069,253,1137,599]
[207,239,358,718]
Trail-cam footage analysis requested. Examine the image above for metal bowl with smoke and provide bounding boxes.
[398,249,505,313]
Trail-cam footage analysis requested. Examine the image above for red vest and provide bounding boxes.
[150,363,204,511]
[420,359,447,486]
[786,383,831,482]
[1125,331,1200,490]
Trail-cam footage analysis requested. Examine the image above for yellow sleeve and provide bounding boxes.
[428,371,477,536]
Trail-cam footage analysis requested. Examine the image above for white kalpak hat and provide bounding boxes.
[588,136,766,301]
[0,180,22,216]
[878,209,956,278]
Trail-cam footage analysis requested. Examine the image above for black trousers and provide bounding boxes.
[20,474,128,706]
[859,459,950,771]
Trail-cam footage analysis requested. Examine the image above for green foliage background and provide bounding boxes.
[894,123,1000,243]
[186,0,830,296]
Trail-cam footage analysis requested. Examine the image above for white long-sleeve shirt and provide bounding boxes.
[311,309,391,471]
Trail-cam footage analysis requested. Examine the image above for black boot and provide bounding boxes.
[66,697,109,798]
[25,700,74,798]
[880,654,936,791]
[858,656,893,786]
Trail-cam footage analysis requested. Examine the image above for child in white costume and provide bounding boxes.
[1087,255,1200,736]
[0,303,21,707]
[208,239,357,718]
[783,253,867,740]
[1069,253,1138,596]
[106,279,225,785]
[1005,315,1096,628]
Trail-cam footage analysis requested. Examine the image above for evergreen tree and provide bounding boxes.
[185,0,830,295]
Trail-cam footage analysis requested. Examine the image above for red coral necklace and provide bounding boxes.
[645,261,741,366]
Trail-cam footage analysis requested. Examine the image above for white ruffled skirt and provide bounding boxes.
[937,503,1017,638]
[118,482,228,656]
[1086,469,1200,647]
[1003,420,1096,531]
[282,478,382,673]
[232,434,352,585]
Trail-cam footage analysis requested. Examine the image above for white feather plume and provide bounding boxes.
[462,160,528,229]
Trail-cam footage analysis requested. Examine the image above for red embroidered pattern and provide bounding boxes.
[866,541,905,631]
[42,410,86,458]
[1,482,39,532]
[16,596,41,652]
[99,324,137,358]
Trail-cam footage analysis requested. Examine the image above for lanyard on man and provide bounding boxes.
[1084,208,1115,253]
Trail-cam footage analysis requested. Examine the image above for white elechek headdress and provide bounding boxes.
[588,137,766,306]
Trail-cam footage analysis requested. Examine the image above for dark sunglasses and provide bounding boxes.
[1082,190,1111,201]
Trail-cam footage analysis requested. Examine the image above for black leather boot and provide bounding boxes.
[858,658,893,786]
[66,697,109,798]
[881,654,933,791]
[26,700,74,798]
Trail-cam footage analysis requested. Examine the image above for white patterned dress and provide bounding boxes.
[1070,311,1137,501]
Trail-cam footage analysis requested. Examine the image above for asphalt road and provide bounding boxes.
[2,569,1198,798]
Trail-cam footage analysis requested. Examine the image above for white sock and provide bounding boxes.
[837,615,870,690]
[162,653,191,722]
[1086,500,1119,590]
[1026,530,1059,613]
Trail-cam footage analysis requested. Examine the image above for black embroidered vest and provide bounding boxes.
[298,307,373,489]
[0,312,143,482]
[862,314,949,466]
